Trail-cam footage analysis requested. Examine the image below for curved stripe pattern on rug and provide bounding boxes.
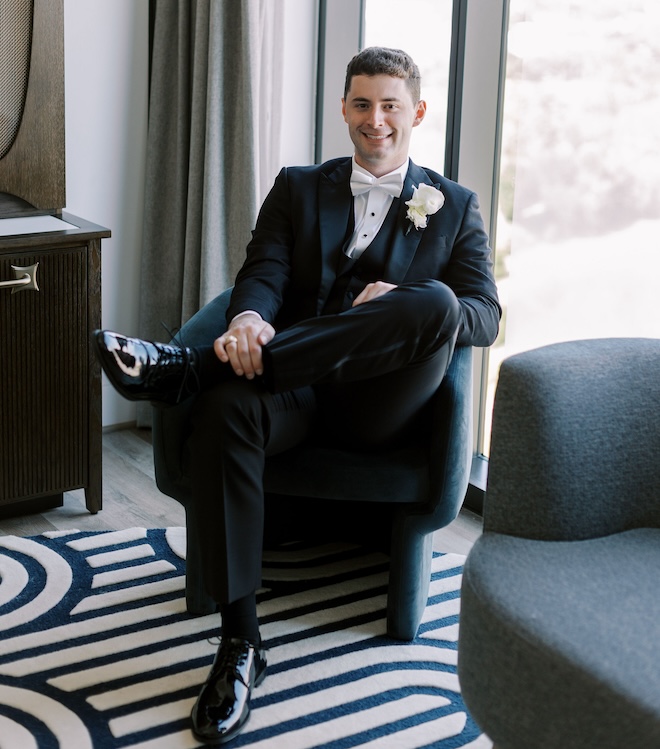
[0,528,490,748]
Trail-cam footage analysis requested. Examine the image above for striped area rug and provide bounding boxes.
[0,527,490,748]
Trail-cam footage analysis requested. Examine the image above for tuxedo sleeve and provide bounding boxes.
[440,190,501,347]
[226,167,294,324]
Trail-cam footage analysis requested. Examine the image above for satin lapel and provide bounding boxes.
[385,162,438,283]
[317,159,353,314]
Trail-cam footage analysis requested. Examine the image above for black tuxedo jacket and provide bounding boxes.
[227,157,501,348]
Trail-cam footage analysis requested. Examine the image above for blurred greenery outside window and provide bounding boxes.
[485,0,660,451]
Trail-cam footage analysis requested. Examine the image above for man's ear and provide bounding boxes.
[413,99,427,127]
[341,98,347,123]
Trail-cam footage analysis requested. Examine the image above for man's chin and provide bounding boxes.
[355,149,404,175]
[357,142,391,160]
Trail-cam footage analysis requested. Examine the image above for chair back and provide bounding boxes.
[485,338,660,540]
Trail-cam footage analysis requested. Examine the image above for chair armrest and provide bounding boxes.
[171,287,234,347]
[396,344,473,534]
[484,338,660,541]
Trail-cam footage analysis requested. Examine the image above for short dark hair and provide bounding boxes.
[343,47,421,104]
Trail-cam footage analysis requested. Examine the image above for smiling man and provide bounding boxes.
[342,68,426,177]
[94,47,500,746]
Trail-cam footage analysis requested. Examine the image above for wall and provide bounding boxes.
[64,0,149,427]
[63,0,318,428]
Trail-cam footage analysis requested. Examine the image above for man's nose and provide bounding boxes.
[367,108,386,127]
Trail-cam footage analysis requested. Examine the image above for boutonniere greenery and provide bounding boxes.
[405,184,445,233]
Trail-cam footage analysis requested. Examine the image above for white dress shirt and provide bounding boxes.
[346,157,408,259]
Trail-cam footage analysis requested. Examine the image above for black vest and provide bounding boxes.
[322,200,401,315]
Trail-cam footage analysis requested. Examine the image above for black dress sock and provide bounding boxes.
[190,345,233,389]
[219,592,260,645]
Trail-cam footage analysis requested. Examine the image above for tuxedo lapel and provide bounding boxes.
[315,159,441,307]
[385,161,439,283]
[317,159,353,315]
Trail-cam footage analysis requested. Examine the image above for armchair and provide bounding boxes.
[153,287,474,640]
[458,338,660,748]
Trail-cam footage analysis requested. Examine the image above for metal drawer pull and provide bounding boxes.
[0,263,39,294]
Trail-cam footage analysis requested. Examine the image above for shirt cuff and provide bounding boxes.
[229,310,263,326]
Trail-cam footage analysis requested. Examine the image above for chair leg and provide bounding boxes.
[386,528,433,640]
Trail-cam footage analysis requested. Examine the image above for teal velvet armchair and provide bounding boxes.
[152,287,473,641]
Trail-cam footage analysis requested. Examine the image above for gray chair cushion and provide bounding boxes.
[459,527,660,749]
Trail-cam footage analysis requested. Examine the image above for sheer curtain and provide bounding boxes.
[139,0,284,338]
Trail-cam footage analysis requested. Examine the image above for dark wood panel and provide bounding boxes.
[0,247,87,502]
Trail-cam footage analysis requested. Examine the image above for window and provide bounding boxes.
[484,0,660,451]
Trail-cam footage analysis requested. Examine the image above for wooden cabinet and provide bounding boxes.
[0,212,110,516]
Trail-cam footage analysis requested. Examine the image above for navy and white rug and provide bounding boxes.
[0,528,490,748]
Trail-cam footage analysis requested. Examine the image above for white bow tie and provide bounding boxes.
[349,171,403,198]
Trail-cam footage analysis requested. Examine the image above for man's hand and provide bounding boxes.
[214,313,275,380]
[352,281,397,307]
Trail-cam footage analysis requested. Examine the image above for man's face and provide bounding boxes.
[342,74,426,177]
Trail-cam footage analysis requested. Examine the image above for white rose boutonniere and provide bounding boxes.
[405,184,445,232]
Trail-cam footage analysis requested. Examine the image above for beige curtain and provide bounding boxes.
[139,0,284,336]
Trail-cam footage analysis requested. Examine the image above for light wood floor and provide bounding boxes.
[0,427,483,555]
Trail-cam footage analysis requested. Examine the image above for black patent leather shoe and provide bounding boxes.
[93,330,199,405]
[191,637,267,745]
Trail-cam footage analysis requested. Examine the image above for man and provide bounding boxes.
[95,47,500,746]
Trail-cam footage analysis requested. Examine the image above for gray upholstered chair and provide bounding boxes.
[152,287,474,640]
[458,338,660,749]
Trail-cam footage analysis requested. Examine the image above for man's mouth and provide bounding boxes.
[363,133,391,140]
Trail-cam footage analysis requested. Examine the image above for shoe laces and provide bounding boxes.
[157,322,201,404]
[215,639,252,685]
